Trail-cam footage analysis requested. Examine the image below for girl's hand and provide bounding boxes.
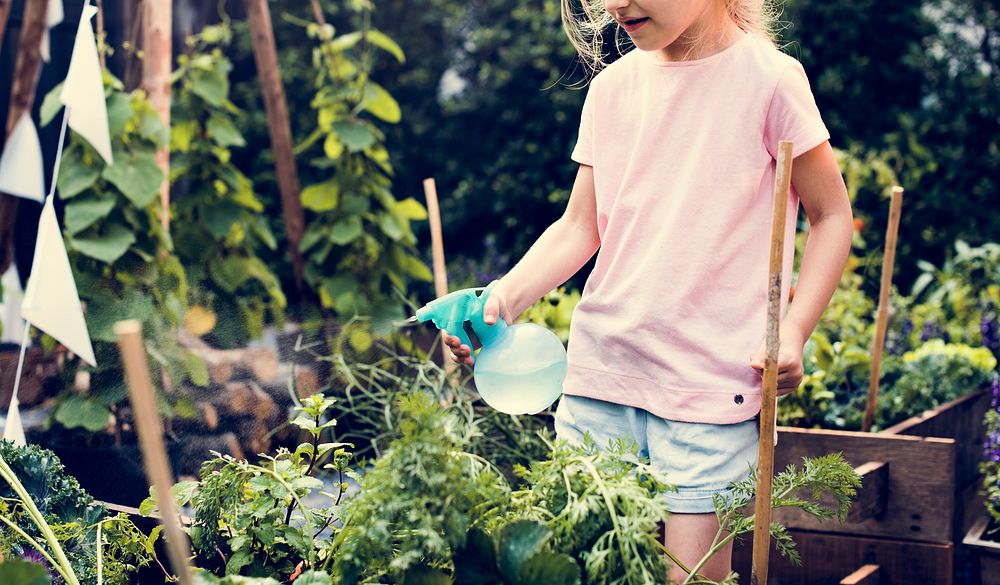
[442,285,514,365]
[749,327,806,396]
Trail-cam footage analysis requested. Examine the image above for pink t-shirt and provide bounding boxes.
[565,32,830,424]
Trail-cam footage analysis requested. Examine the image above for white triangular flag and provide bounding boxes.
[0,264,26,344]
[21,197,96,367]
[3,396,27,446]
[60,4,112,165]
[40,0,66,63]
[0,112,45,202]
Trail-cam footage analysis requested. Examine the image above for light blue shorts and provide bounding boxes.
[553,393,759,514]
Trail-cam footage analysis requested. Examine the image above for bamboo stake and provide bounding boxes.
[751,140,794,585]
[114,320,194,585]
[862,186,905,432]
[422,178,454,373]
[142,0,171,232]
[0,0,13,49]
[0,0,49,274]
[246,0,306,294]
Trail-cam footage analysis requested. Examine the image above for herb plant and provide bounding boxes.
[980,374,1000,533]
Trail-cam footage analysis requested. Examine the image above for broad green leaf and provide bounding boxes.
[362,82,401,123]
[366,29,405,63]
[57,146,101,199]
[69,223,136,264]
[341,193,370,215]
[400,250,433,281]
[40,82,65,127]
[454,527,501,585]
[394,197,428,220]
[330,216,363,245]
[135,98,169,145]
[519,552,581,585]
[185,348,210,386]
[323,133,344,160]
[102,152,164,207]
[106,91,134,136]
[191,67,229,106]
[331,121,376,152]
[171,120,199,152]
[207,114,246,147]
[294,571,332,585]
[64,196,115,235]
[300,223,329,253]
[0,559,51,585]
[402,566,451,585]
[379,212,403,240]
[330,31,362,52]
[209,256,252,292]
[55,394,110,431]
[302,181,340,212]
[498,520,551,584]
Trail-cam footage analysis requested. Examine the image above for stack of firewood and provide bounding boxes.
[167,331,322,472]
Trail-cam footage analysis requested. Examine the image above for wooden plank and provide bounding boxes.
[840,564,880,585]
[881,388,988,491]
[733,529,952,585]
[963,515,1000,585]
[772,426,955,543]
[245,0,306,293]
[848,461,889,523]
[0,0,49,274]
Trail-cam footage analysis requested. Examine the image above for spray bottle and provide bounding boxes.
[410,280,566,414]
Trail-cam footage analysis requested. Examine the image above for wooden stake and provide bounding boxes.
[0,0,13,49]
[142,0,171,233]
[114,320,194,585]
[0,0,49,274]
[422,178,454,373]
[862,186,905,432]
[751,140,794,585]
[246,0,306,294]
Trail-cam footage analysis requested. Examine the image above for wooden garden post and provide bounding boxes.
[0,0,49,274]
[114,320,194,585]
[142,0,172,232]
[0,0,12,48]
[751,140,794,585]
[245,0,306,293]
[423,178,454,373]
[862,186,905,432]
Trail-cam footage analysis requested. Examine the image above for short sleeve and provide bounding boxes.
[571,81,597,165]
[763,61,830,159]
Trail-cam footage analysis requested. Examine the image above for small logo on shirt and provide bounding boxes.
[734,394,744,405]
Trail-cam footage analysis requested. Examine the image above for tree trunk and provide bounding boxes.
[142,0,171,232]
[245,0,306,294]
[0,0,49,274]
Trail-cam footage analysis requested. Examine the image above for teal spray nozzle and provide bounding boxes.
[413,280,567,415]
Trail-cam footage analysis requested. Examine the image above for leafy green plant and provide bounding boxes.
[327,392,511,583]
[171,23,286,348]
[0,441,155,585]
[980,374,1000,531]
[295,11,431,343]
[518,288,579,343]
[38,73,201,434]
[142,393,352,581]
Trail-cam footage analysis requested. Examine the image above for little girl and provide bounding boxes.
[445,0,853,580]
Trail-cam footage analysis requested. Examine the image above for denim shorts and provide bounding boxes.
[553,393,759,514]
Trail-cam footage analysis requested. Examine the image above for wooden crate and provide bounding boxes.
[772,426,956,543]
[733,529,953,585]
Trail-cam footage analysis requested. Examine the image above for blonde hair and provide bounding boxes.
[560,0,783,73]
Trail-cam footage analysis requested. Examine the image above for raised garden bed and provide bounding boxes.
[963,515,1000,585]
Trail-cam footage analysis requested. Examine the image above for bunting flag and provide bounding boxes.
[21,197,97,367]
[0,112,46,202]
[60,4,112,165]
[0,265,26,344]
[2,396,27,446]
[40,0,66,63]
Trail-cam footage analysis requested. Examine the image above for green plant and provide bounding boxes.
[327,392,511,583]
[518,288,579,343]
[0,441,155,585]
[142,393,351,581]
[980,374,1000,530]
[171,23,286,348]
[296,10,431,342]
[38,73,201,434]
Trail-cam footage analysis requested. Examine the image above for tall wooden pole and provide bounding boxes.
[142,0,171,232]
[0,0,49,274]
[0,0,13,49]
[862,186,905,432]
[422,178,454,373]
[751,140,794,585]
[245,0,306,293]
[114,320,194,585]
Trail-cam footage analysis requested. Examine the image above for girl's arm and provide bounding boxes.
[750,140,854,394]
[445,163,601,364]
